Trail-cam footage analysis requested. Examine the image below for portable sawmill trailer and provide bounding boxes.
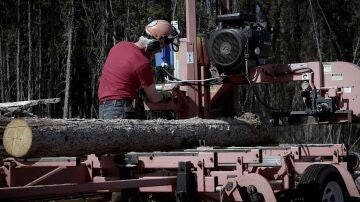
[1,0,360,201]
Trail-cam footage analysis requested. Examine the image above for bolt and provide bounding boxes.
[237,157,242,164]
[197,161,203,167]
[247,185,257,194]
[210,157,214,162]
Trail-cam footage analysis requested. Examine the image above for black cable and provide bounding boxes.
[161,67,226,86]
[244,74,280,111]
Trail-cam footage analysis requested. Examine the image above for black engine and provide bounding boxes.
[207,13,272,74]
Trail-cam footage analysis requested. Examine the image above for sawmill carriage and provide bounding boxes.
[1,0,360,201]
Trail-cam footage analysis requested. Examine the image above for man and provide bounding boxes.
[98,20,178,119]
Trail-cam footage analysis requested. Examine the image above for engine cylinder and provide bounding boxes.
[207,27,272,74]
[207,29,248,74]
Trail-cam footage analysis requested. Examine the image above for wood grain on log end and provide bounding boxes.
[3,119,32,157]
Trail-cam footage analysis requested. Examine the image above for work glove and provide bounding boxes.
[160,91,172,102]
[170,83,179,90]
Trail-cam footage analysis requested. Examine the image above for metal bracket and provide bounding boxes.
[176,161,196,202]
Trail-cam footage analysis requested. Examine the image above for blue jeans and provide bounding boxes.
[99,100,135,119]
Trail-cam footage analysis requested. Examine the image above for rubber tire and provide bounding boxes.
[297,164,349,202]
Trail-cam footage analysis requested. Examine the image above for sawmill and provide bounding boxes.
[1,0,360,201]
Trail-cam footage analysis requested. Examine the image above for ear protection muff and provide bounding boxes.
[143,31,161,53]
[146,39,161,53]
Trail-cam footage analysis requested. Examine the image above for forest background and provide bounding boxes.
[0,0,359,119]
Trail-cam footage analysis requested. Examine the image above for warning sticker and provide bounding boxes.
[343,87,352,93]
[331,73,343,81]
[323,62,332,74]
[187,52,194,64]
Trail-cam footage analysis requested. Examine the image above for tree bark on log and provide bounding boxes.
[4,116,360,158]
[3,115,273,158]
[0,117,13,134]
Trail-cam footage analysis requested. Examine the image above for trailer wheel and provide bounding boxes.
[297,164,349,202]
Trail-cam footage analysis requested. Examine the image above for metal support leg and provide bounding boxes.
[176,161,196,202]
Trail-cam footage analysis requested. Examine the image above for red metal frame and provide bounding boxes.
[144,0,360,121]
[1,144,358,201]
[146,61,360,120]
[209,61,360,120]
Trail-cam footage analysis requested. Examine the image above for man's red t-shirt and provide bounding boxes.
[98,42,154,102]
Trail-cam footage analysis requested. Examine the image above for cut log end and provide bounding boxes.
[3,119,32,157]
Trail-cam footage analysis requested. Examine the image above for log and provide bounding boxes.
[3,114,274,157]
[0,116,14,156]
[0,117,13,135]
[0,98,60,111]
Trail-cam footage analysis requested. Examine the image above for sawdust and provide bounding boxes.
[235,112,263,126]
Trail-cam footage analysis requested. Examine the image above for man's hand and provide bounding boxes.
[143,84,164,102]
[160,91,172,102]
